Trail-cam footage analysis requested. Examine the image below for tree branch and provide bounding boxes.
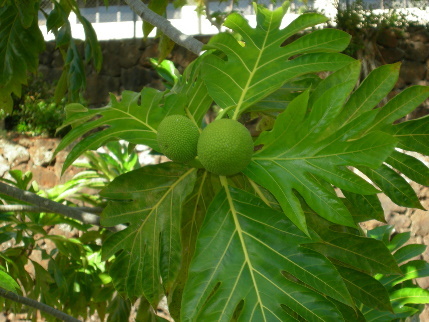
[0,182,124,231]
[0,287,81,322]
[124,0,204,55]
[0,205,103,214]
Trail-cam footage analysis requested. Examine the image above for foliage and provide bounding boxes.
[0,0,102,114]
[1,1,429,321]
[364,225,429,320]
[52,3,429,321]
[5,76,68,137]
[0,170,114,320]
[333,0,427,58]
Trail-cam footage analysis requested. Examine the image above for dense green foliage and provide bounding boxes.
[197,119,253,176]
[1,1,429,321]
[5,77,68,137]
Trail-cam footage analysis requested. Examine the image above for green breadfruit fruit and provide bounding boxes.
[157,115,200,163]
[197,118,254,176]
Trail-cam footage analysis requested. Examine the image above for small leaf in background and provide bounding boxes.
[143,0,169,38]
[390,287,429,306]
[150,58,179,87]
[158,32,176,63]
[0,268,21,294]
[100,163,197,305]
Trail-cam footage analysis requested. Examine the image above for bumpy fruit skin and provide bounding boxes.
[157,115,200,163]
[197,119,253,176]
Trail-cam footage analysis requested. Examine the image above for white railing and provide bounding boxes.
[38,1,428,41]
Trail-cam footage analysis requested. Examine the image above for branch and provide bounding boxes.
[0,205,103,214]
[0,287,81,322]
[124,0,204,55]
[0,182,124,231]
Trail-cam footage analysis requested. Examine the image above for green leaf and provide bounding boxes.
[390,115,429,155]
[169,171,217,320]
[14,0,37,28]
[359,165,423,209]
[165,56,213,126]
[182,184,351,321]
[0,3,45,113]
[386,150,429,186]
[55,88,165,172]
[0,269,21,293]
[333,63,401,128]
[366,85,429,134]
[389,260,429,287]
[246,75,322,115]
[335,265,392,312]
[100,163,197,305]
[65,40,85,101]
[245,63,396,233]
[303,229,402,276]
[342,191,385,223]
[106,295,131,322]
[388,231,411,251]
[393,244,426,264]
[390,287,429,306]
[202,4,352,118]
[143,0,169,38]
[78,14,103,71]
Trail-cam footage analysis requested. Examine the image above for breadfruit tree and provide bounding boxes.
[1,0,429,321]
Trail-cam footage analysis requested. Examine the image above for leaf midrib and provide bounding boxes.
[221,176,266,320]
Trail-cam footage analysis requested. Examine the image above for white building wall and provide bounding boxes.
[38,1,429,41]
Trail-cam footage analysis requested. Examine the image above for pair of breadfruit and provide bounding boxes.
[157,115,253,176]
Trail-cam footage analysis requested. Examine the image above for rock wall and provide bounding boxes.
[0,137,81,190]
[38,37,208,107]
[376,26,429,118]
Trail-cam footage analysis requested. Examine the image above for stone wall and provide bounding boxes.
[38,37,208,107]
[376,26,429,118]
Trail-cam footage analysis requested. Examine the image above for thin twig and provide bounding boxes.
[0,287,81,322]
[124,0,204,55]
[0,205,104,214]
[0,182,124,231]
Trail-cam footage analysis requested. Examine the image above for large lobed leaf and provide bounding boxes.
[55,88,165,172]
[182,182,358,321]
[201,3,353,119]
[244,61,397,234]
[100,163,197,305]
[0,2,45,113]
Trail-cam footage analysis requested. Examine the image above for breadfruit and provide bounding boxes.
[157,115,200,163]
[197,119,253,176]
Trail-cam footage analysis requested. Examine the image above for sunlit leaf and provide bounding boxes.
[202,3,352,119]
[0,269,21,294]
[245,62,396,233]
[55,89,165,172]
